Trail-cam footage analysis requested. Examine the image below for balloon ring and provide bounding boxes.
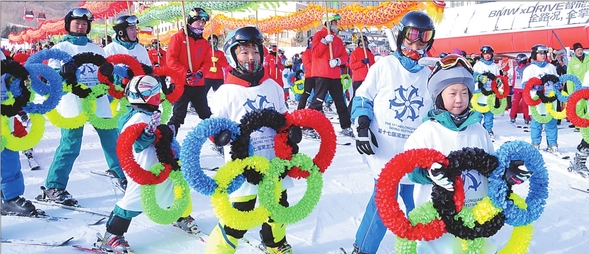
[1,59,31,117]
[258,154,323,224]
[487,94,507,115]
[99,54,145,99]
[545,101,566,120]
[22,63,63,114]
[375,148,449,241]
[152,66,185,103]
[1,114,45,151]
[555,74,581,102]
[522,77,543,106]
[431,147,505,240]
[566,88,589,128]
[292,79,304,95]
[116,122,172,185]
[82,84,129,130]
[159,93,173,124]
[488,140,549,226]
[141,169,190,224]
[470,93,490,113]
[211,156,271,230]
[275,109,336,179]
[24,48,72,96]
[180,117,244,196]
[491,75,510,99]
[529,105,553,124]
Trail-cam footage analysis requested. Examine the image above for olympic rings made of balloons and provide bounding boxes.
[555,74,581,102]
[275,109,336,179]
[180,117,245,196]
[211,155,271,230]
[82,84,129,130]
[22,63,63,115]
[152,66,185,104]
[116,122,172,185]
[545,101,566,120]
[522,77,543,106]
[1,114,45,151]
[258,154,323,225]
[375,148,449,241]
[529,105,553,124]
[488,140,549,226]
[141,170,190,225]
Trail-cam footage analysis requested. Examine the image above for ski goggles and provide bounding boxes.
[432,54,474,76]
[189,10,210,22]
[70,8,94,21]
[123,15,139,26]
[234,27,264,45]
[404,27,434,43]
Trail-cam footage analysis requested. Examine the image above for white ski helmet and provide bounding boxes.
[125,74,161,107]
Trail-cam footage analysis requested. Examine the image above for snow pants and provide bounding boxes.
[168,86,211,131]
[530,118,558,147]
[354,182,415,254]
[45,126,123,190]
[310,77,352,129]
[1,149,24,201]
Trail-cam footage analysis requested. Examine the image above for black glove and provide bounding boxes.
[428,162,454,191]
[60,61,78,85]
[355,116,378,155]
[361,58,370,64]
[504,160,532,186]
[160,76,175,95]
[213,129,232,146]
[99,62,114,77]
[287,126,302,154]
[243,166,264,185]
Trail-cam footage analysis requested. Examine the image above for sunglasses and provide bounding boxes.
[190,10,210,22]
[404,27,434,43]
[431,54,474,76]
[70,8,94,21]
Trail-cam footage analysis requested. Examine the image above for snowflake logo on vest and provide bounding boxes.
[388,85,423,122]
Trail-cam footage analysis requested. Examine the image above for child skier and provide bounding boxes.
[404,55,531,253]
[510,53,532,126]
[204,26,300,254]
[97,75,198,254]
[472,45,500,141]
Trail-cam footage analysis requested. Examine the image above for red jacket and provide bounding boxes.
[13,117,27,138]
[302,47,313,78]
[265,53,284,87]
[349,47,375,82]
[204,49,229,80]
[148,48,167,67]
[312,27,348,79]
[167,30,212,87]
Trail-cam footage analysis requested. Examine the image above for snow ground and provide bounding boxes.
[3,106,589,254]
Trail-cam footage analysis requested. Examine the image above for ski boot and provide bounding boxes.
[1,196,44,217]
[546,145,561,156]
[351,243,368,254]
[96,232,134,254]
[302,127,320,139]
[172,215,200,235]
[340,127,355,138]
[36,186,79,207]
[569,148,589,178]
[23,149,40,170]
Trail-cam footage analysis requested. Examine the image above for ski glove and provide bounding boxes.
[361,58,370,64]
[213,129,232,146]
[324,34,334,43]
[504,160,532,186]
[99,62,114,78]
[160,76,175,95]
[477,74,489,84]
[186,70,203,85]
[355,116,378,155]
[429,162,454,191]
[287,126,302,154]
[145,111,161,136]
[329,58,342,68]
[60,61,78,85]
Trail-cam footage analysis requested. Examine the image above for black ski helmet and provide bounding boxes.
[396,11,435,52]
[223,26,264,73]
[531,44,549,61]
[516,53,528,64]
[113,15,139,40]
[187,7,209,25]
[64,8,94,34]
[480,45,494,57]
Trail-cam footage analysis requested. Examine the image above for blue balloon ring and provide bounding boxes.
[22,63,64,115]
[180,117,245,196]
[24,48,73,96]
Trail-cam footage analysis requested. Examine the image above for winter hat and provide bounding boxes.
[427,64,474,108]
[450,48,462,55]
[573,43,583,50]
